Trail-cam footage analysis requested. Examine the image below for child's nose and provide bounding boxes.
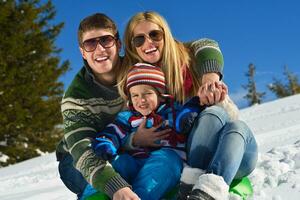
[140,96,147,102]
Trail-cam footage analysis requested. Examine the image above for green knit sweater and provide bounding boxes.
[57,64,129,198]
[56,38,224,198]
[187,38,224,79]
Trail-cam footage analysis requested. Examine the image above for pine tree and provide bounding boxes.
[268,65,300,98]
[0,0,69,166]
[243,63,265,106]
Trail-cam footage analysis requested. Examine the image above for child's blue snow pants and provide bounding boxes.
[112,148,183,200]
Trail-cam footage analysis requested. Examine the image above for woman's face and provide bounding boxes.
[132,21,164,64]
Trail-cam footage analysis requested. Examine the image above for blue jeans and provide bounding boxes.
[112,148,183,200]
[186,106,258,185]
[58,152,88,199]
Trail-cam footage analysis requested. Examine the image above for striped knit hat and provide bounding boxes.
[126,63,167,96]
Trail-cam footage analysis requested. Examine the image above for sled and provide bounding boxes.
[84,176,253,200]
[84,192,109,200]
[229,176,253,200]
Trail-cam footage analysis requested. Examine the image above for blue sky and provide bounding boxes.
[52,0,300,108]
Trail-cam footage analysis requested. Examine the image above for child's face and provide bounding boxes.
[129,84,160,116]
[79,29,120,79]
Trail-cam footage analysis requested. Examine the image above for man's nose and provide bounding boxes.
[95,42,106,51]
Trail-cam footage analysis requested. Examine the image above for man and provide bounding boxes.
[56,13,139,200]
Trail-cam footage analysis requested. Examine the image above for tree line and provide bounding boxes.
[243,64,300,106]
[0,0,69,166]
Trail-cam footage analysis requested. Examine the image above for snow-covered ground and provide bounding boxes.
[1,94,300,200]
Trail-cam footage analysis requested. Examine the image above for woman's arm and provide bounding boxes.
[187,38,224,80]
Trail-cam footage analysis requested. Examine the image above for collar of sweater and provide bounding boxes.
[83,60,118,92]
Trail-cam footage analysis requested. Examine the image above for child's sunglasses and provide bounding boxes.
[82,35,117,52]
[132,30,164,48]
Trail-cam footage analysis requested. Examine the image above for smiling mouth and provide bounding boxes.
[95,56,109,62]
[144,47,157,54]
[139,105,148,109]
[139,106,152,115]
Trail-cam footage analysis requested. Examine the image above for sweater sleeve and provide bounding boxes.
[61,98,130,198]
[186,38,224,80]
[60,68,130,198]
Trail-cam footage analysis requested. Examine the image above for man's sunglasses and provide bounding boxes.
[132,30,164,48]
[82,35,117,52]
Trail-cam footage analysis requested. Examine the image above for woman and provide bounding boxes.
[119,11,258,200]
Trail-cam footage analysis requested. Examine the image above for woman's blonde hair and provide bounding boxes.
[118,11,200,103]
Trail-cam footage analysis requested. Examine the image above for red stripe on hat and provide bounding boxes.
[126,63,167,95]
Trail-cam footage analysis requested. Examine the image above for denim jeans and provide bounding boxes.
[58,152,88,199]
[186,105,258,185]
[112,148,183,200]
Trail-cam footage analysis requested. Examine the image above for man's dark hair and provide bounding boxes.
[78,13,119,45]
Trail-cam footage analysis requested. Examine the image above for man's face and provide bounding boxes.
[80,29,120,77]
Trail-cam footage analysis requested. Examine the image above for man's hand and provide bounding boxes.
[113,187,140,200]
[132,117,171,147]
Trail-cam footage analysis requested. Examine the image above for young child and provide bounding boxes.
[92,63,203,200]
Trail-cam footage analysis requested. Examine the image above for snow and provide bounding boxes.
[0,153,9,163]
[1,94,300,200]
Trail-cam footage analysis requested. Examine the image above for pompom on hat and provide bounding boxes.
[126,63,167,96]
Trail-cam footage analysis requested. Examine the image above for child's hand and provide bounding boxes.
[175,96,202,134]
[92,137,117,161]
[176,110,198,134]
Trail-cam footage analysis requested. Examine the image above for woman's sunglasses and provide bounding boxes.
[132,30,164,48]
[82,35,117,52]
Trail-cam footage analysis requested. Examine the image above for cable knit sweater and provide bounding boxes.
[56,63,129,198]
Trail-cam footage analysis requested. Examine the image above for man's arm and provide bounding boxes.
[61,96,130,198]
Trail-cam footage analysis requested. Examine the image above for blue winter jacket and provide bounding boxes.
[92,97,204,161]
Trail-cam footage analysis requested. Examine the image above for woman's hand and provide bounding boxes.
[201,72,220,84]
[198,81,228,106]
[113,187,140,200]
[132,117,171,147]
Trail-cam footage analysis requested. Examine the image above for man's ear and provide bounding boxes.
[79,47,87,59]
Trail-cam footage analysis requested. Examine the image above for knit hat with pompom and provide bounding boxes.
[126,63,167,96]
